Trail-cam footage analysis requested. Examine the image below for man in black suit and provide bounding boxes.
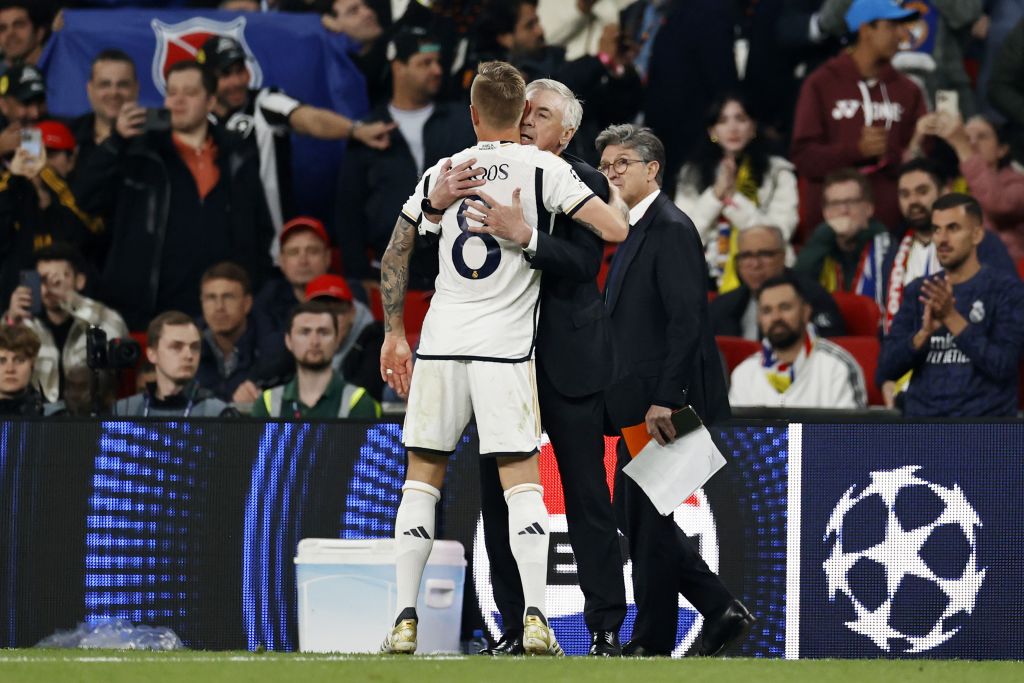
[596,124,755,657]
[465,78,629,657]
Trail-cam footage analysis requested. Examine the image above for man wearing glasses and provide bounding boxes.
[596,124,755,657]
[710,225,845,339]
[794,168,888,293]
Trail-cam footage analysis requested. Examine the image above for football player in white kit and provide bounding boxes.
[378,61,629,655]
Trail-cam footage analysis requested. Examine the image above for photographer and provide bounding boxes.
[3,243,127,403]
[0,324,56,416]
[114,311,237,418]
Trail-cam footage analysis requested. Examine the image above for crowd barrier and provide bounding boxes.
[0,418,1020,658]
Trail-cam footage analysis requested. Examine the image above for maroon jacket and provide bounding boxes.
[791,52,926,236]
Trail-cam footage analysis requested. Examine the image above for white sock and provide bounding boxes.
[505,483,549,621]
[394,480,440,621]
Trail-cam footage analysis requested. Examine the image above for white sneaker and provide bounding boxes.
[380,618,417,654]
[522,608,563,656]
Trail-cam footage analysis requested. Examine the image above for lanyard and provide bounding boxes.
[142,393,195,418]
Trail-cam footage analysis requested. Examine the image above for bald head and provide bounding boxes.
[736,226,786,292]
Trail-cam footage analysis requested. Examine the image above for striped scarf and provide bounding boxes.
[717,156,761,293]
[762,325,816,394]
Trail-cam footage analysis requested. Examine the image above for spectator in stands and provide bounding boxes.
[921,113,1024,261]
[196,262,289,405]
[251,300,380,417]
[305,274,384,402]
[334,26,474,287]
[73,60,274,330]
[537,0,619,61]
[878,193,1024,417]
[0,63,46,159]
[0,2,47,70]
[321,0,384,59]
[794,169,888,292]
[3,244,127,404]
[630,0,737,186]
[864,159,1017,334]
[201,34,394,255]
[71,49,139,175]
[113,311,237,417]
[254,216,331,334]
[988,17,1024,158]
[0,120,106,301]
[710,225,845,339]
[791,0,926,232]
[729,273,867,409]
[674,92,799,292]
[0,324,46,415]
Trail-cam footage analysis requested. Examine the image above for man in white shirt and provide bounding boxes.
[377,60,627,657]
[730,273,867,409]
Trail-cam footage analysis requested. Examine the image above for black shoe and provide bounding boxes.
[621,640,664,657]
[699,600,756,656]
[479,632,524,656]
[589,630,622,656]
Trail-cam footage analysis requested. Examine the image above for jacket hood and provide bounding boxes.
[823,51,902,85]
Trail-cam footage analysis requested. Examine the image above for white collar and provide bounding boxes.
[628,188,661,226]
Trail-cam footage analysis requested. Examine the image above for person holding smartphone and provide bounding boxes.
[3,244,127,404]
[0,63,48,159]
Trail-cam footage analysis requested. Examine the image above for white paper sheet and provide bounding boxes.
[622,425,727,516]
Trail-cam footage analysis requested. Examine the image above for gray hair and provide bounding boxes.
[739,225,786,250]
[595,123,665,186]
[526,78,583,132]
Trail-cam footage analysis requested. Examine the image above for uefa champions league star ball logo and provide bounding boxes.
[822,466,986,654]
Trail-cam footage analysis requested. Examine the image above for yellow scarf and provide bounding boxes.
[718,156,760,293]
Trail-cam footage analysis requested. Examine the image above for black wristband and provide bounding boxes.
[421,197,443,217]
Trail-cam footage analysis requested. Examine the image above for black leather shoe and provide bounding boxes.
[699,600,756,656]
[479,632,524,655]
[622,640,664,657]
[589,630,622,656]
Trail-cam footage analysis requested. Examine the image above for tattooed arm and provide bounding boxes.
[379,216,416,398]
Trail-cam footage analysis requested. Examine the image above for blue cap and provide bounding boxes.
[845,0,919,33]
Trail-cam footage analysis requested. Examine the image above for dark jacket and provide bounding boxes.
[0,168,106,303]
[72,127,274,329]
[527,154,619,397]
[196,315,291,402]
[0,387,48,416]
[252,276,301,337]
[878,266,1024,417]
[794,218,889,292]
[603,191,730,427]
[334,100,474,285]
[710,267,846,338]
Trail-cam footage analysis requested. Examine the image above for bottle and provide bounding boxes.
[467,628,488,655]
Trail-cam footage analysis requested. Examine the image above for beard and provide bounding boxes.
[297,355,332,372]
[904,205,933,232]
[765,323,802,351]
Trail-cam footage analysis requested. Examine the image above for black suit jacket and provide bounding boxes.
[528,154,620,397]
[604,192,730,428]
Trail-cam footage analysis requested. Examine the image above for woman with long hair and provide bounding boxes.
[674,92,798,292]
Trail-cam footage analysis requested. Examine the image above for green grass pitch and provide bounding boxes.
[0,651,1020,683]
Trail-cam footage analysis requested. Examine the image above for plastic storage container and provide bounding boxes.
[295,538,466,653]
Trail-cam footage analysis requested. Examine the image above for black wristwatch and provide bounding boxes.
[421,197,443,218]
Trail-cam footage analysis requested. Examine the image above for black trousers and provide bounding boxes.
[479,366,627,634]
[613,437,734,654]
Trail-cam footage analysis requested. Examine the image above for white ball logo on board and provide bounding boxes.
[823,465,986,653]
[472,439,720,657]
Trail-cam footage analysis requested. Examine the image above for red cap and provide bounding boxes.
[36,121,76,151]
[305,274,353,303]
[280,216,330,248]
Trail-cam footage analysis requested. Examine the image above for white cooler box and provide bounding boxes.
[295,538,466,653]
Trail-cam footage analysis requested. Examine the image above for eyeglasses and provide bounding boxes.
[736,249,783,263]
[823,197,865,210]
[598,158,646,176]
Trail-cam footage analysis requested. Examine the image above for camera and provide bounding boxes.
[86,326,141,370]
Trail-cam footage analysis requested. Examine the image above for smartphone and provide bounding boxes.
[19,127,42,157]
[935,90,959,117]
[18,270,42,316]
[670,406,703,439]
[143,108,171,133]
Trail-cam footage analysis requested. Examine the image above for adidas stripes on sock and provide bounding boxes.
[505,483,549,620]
[394,480,440,620]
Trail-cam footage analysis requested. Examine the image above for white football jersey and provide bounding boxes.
[400,141,595,360]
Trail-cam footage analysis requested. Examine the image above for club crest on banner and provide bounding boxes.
[150,17,262,95]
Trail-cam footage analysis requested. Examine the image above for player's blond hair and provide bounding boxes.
[470,61,526,129]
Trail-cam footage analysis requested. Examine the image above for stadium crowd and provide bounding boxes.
[0,0,1023,420]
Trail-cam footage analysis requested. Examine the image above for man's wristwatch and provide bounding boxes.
[421,197,444,218]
